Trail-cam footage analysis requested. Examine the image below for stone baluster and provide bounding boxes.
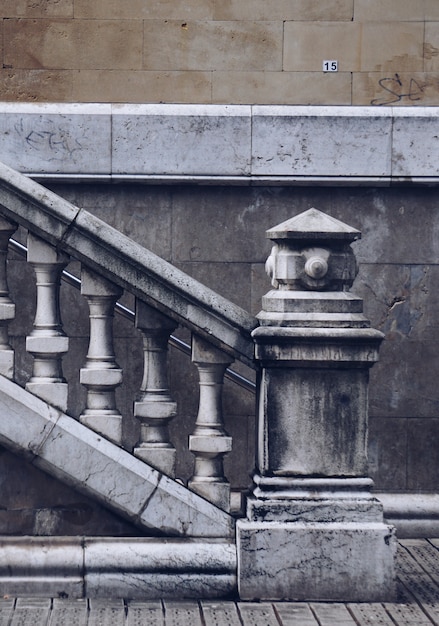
[189,335,233,512]
[25,233,69,410]
[237,208,396,602]
[0,218,17,379]
[79,267,123,445]
[133,299,178,477]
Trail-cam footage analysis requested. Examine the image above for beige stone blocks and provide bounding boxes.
[0,70,73,101]
[213,71,351,105]
[284,22,424,73]
[73,71,212,104]
[213,0,353,21]
[284,22,361,72]
[0,1,437,104]
[425,0,439,20]
[1,0,73,18]
[73,0,214,20]
[4,19,143,70]
[353,73,439,106]
[424,23,439,72]
[354,0,425,22]
[143,21,282,71]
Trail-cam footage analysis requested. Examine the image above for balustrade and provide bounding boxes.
[189,335,233,512]
[134,299,178,477]
[79,267,124,445]
[0,229,237,512]
[25,234,69,411]
[0,217,17,379]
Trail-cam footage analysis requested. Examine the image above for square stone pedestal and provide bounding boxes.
[237,518,397,601]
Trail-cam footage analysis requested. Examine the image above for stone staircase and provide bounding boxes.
[0,160,397,601]
[0,160,259,597]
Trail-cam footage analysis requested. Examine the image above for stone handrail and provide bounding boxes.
[0,160,258,367]
[0,158,259,513]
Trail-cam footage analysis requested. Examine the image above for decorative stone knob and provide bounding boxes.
[259,208,367,328]
[305,255,328,279]
[264,208,360,292]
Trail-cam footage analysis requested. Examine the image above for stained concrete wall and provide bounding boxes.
[1,0,439,105]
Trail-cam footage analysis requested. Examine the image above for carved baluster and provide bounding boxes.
[189,335,233,512]
[0,217,18,379]
[25,234,69,410]
[133,300,178,476]
[79,267,123,445]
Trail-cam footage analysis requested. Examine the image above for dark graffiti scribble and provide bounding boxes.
[371,74,425,106]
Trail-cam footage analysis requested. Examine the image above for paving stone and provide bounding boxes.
[274,602,318,625]
[384,601,433,625]
[10,598,51,626]
[88,599,126,626]
[238,602,279,626]
[310,602,357,625]
[162,601,203,626]
[201,601,242,625]
[402,540,439,585]
[49,599,88,626]
[127,601,164,626]
[348,603,395,625]
[0,599,15,626]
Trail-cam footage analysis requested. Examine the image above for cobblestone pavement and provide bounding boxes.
[1,539,439,625]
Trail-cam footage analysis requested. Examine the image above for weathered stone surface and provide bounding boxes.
[252,106,392,178]
[0,70,74,102]
[0,104,111,174]
[4,19,143,70]
[393,108,439,177]
[112,104,251,176]
[354,0,424,21]
[0,537,236,599]
[0,105,437,184]
[73,70,212,104]
[1,0,73,17]
[85,538,236,599]
[212,71,352,105]
[237,520,397,601]
[74,0,214,19]
[214,0,353,21]
[143,21,282,71]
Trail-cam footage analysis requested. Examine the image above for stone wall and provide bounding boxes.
[0,99,436,536]
[1,0,439,105]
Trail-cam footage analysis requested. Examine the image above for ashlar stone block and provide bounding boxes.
[251,106,392,178]
[143,20,282,71]
[112,104,251,177]
[237,520,397,601]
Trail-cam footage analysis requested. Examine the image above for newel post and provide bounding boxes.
[237,208,397,602]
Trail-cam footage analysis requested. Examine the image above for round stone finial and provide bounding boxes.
[264,208,360,292]
[305,256,328,279]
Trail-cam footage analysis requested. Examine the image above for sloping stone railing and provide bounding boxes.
[0,159,397,601]
[0,160,258,520]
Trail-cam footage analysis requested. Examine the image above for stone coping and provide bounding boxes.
[0,103,438,184]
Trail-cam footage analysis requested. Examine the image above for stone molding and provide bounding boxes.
[0,103,438,185]
[0,536,236,599]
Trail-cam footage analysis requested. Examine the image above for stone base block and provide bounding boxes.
[237,520,397,602]
[188,480,230,512]
[134,446,176,477]
[79,413,122,445]
[26,382,68,412]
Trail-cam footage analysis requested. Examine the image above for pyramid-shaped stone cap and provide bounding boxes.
[266,208,361,242]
